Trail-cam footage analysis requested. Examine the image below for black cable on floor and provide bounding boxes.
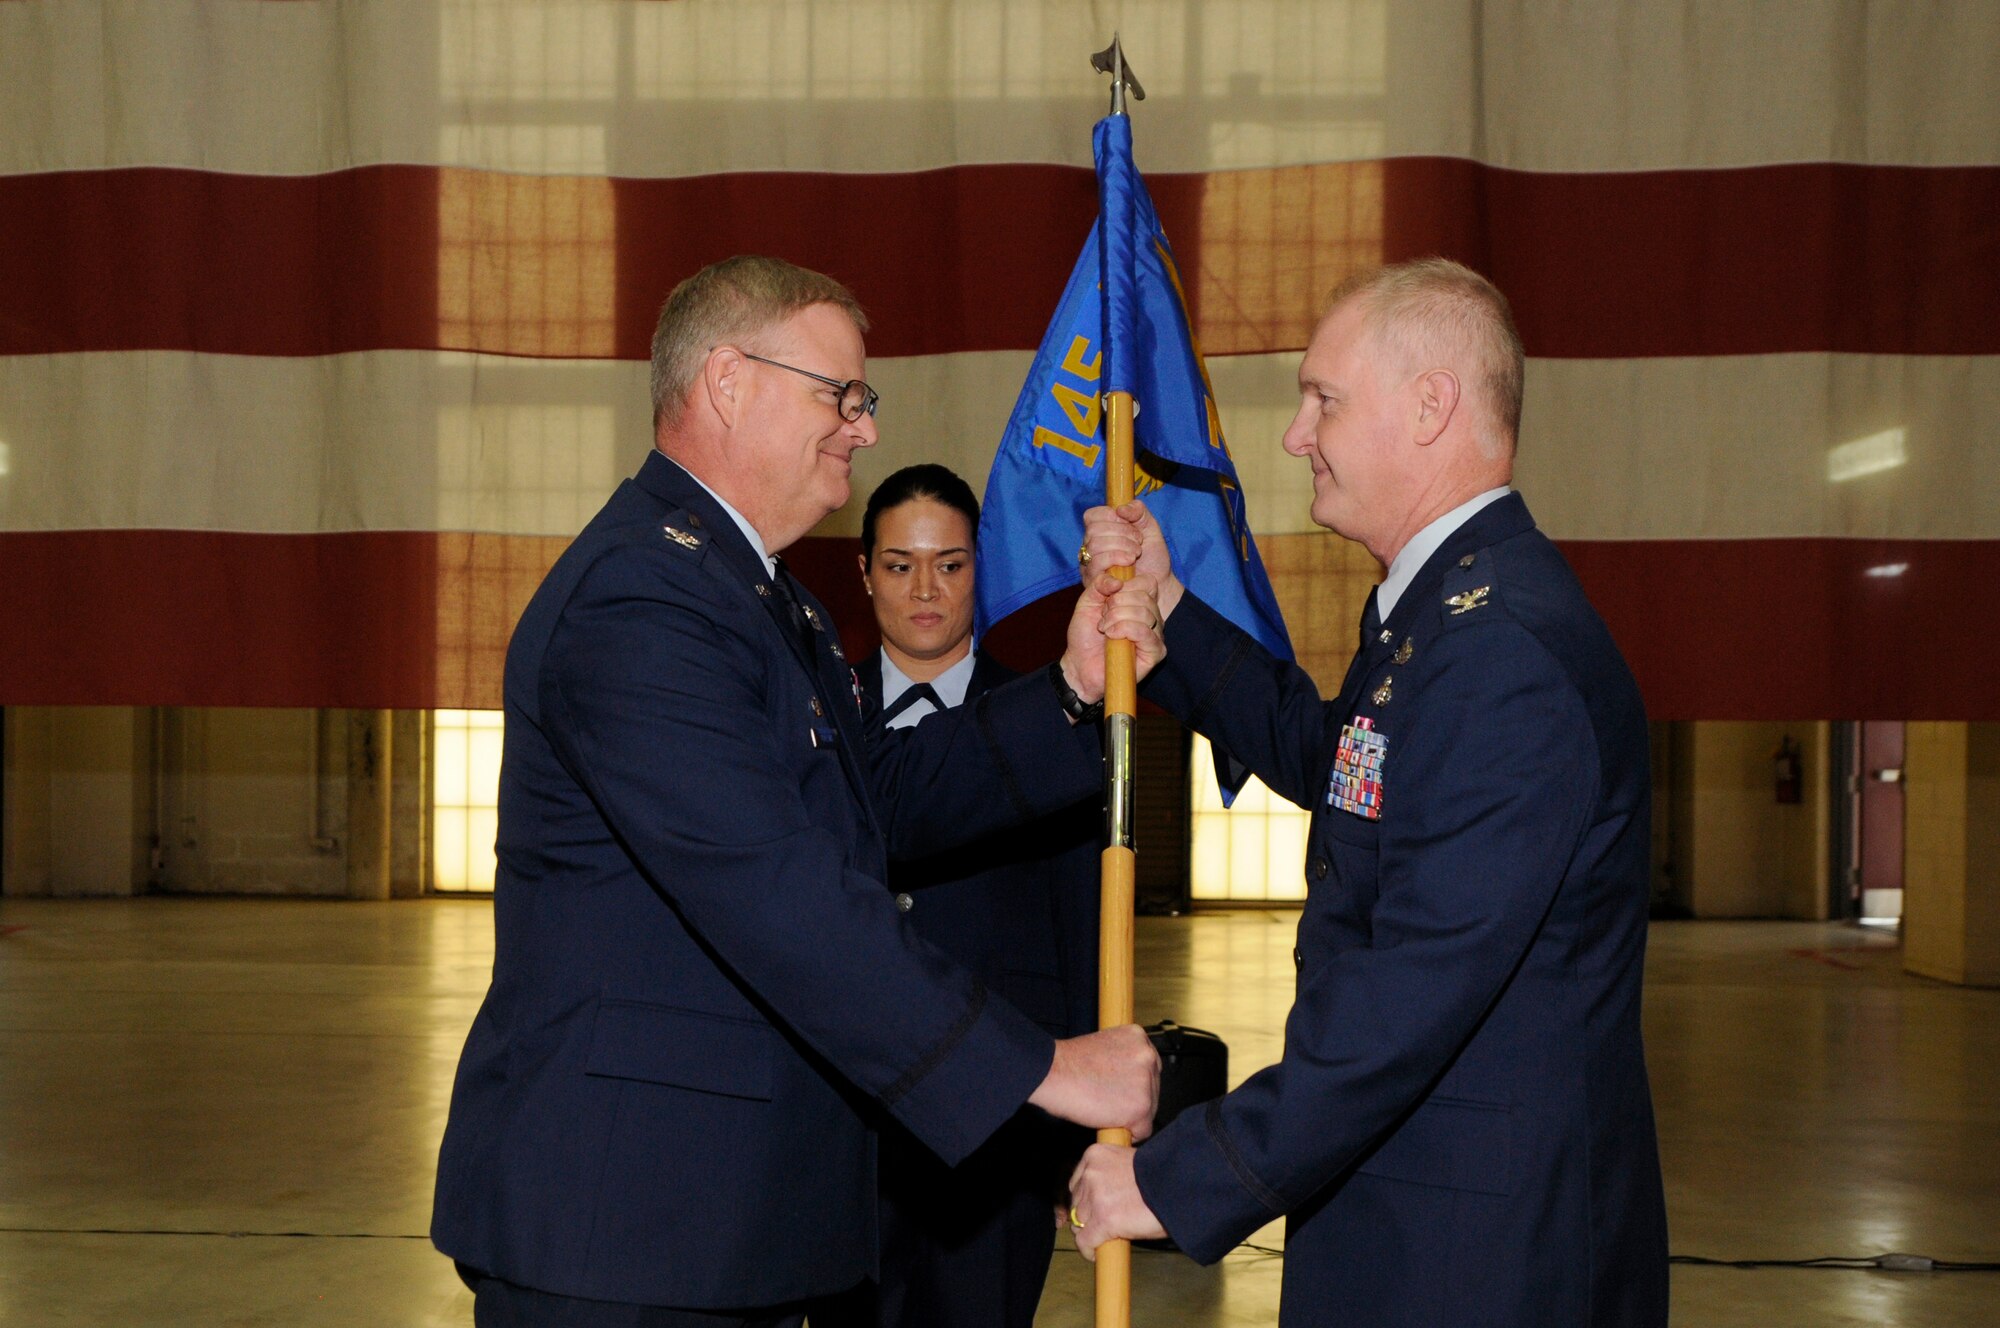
[1669,1253,2000,1272]
[1205,1244,2000,1272]
[9,1227,1997,1274]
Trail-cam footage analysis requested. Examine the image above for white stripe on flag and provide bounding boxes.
[5,1,1998,177]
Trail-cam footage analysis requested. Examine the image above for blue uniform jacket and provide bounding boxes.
[431,452,1104,1309]
[1132,494,1669,1326]
[855,651,1101,1041]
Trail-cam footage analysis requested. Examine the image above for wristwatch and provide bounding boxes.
[1047,660,1105,724]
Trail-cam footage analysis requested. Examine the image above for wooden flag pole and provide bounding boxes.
[1091,36,1145,1328]
[1096,388,1138,1328]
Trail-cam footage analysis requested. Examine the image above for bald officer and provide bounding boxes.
[1071,259,1669,1326]
[432,256,1165,1327]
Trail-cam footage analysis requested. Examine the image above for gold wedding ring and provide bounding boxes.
[1068,1206,1086,1230]
[1077,545,1093,570]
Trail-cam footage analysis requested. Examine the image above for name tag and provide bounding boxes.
[1328,717,1386,820]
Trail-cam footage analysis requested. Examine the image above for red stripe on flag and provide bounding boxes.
[1393,160,2000,358]
[0,167,443,358]
[1560,538,2000,721]
[1,161,1995,359]
[0,531,437,708]
[2,530,1995,717]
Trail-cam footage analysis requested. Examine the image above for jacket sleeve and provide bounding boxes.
[1133,616,1600,1260]
[1140,592,1346,811]
[539,545,1053,1166]
[1047,802,1104,1039]
[868,666,1105,862]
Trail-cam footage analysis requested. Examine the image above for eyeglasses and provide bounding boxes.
[740,352,880,422]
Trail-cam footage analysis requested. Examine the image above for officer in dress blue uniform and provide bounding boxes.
[812,465,1100,1328]
[1069,259,1670,1327]
[430,257,1166,1328]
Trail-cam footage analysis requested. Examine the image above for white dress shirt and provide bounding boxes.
[879,648,978,729]
[1375,487,1512,621]
[663,454,775,577]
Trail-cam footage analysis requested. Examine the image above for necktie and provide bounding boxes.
[769,558,817,659]
[881,681,946,728]
[1360,586,1383,648]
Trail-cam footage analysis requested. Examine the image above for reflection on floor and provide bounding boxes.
[0,901,1995,1325]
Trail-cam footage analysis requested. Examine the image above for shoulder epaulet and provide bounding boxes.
[1439,547,1506,628]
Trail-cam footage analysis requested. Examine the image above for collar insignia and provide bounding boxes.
[1446,586,1491,616]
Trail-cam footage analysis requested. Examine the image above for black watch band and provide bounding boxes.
[1048,661,1105,724]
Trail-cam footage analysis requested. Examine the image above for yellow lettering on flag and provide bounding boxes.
[1051,382,1102,439]
[1033,426,1102,469]
[1154,238,1235,461]
[1061,336,1101,381]
[1218,474,1249,559]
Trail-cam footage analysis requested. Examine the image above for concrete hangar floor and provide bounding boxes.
[0,899,1995,1326]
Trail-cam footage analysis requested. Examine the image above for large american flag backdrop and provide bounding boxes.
[2,1,1995,718]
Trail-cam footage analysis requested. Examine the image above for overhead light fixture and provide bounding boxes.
[1827,427,1907,483]
[1864,562,1909,579]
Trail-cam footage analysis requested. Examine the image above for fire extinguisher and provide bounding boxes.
[1773,736,1802,805]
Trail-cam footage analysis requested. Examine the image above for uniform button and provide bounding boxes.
[1310,856,1329,881]
[894,892,914,913]
[1293,945,1304,970]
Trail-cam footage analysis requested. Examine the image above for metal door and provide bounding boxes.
[1856,721,1905,922]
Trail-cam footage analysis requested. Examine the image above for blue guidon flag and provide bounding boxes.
[976,114,1292,801]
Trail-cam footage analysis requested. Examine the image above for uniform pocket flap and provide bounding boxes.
[1321,807,1381,848]
[1354,1094,1513,1196]
[585,999,776,1102]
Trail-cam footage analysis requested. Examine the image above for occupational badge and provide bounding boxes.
[1393,637,1414,665]
[1372,676,1393,706]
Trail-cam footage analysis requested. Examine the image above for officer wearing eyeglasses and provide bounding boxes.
[431,255,1168,1328]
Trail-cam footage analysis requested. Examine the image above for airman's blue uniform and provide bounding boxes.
[431,452,1103,1317]
[814,651,1099,1328]
[1133,493,1669,1327]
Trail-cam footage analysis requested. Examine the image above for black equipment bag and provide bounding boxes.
[1137,1020,1229,1252]
[1146,1018,1229,1131]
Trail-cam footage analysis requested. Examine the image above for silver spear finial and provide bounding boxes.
[1091,33,1146,116]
